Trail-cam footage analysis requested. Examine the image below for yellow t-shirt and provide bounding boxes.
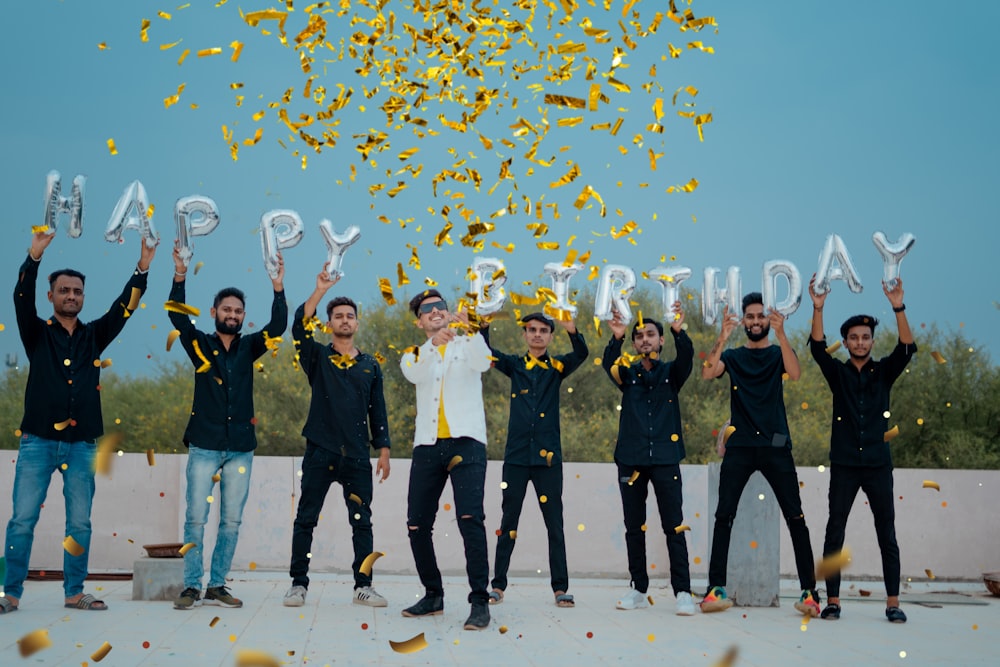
[436,345,451,438]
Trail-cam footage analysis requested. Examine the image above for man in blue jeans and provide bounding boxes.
[400,289,493,631]
[2,230,156,614]
[283,265,391,608]
[168,244,287,610]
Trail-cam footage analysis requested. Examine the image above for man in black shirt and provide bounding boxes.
[283,266,391,609]
[482,312,588,608]
[601,301,697,616]
[169,244,287,611]
[809,276,915,623]
[701,292,820,617]
[3,230,155,613]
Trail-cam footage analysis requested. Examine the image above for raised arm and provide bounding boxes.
[884,278,913,345]
[808,273,828,343]
[702,305,738,379]
[769,307,800,381]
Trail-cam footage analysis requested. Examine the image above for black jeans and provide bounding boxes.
[491,462,568,593]
[406,437,489,604]
[708,447,816,592]
[823,463,900,598]
[290,442,374,589]
[616,462,691,595]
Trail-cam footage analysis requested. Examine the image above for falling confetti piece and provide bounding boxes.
[499,626,509,634]
[359,551,385,577]
[816,547,852,579]
[883,425,900,442]
[235,649,282,667]
[178,542,196,555]
[389,633,429,654]
[674,524,691,534]
[194,261,204,275]
[447,455,463,471]
[922,480,941,491]
[63,535,85,557]
[925,568,935,579]
[627,471,640,486]
[710,646,739,667]
[166,329,181,351]
[17,629,52,657]
[146,449,156,466]
[930,351,947,364]
[825,341,842,354]
[107,138,118,155]
[348,493,363,505]
[91,641,112,662]
[209,616,221,627]
[722,425,736,444]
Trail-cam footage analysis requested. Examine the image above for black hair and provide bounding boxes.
[742,292,763,314]
[48,268,86,288]
[213,287,246,309]
[409,289,445,317]
[327,296,358,319]
[840,314,878,340]
[521,312,554,331]
[632,318,664,340]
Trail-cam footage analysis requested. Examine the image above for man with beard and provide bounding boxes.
[482,312,588,609]
[399,289,493,630]
[2,231,156,615]
[169,243,287,611]
[601,301,698,616]
[700,293,820,617]
[282,267,391,609]
[808,276,915,623]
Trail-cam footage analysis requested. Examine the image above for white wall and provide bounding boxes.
[1,452,997,583]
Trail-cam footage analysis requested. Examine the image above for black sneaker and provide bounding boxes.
[173,587,202,610]
[463,601,490,630]
[820,603,841,620]
[401,594,444,617]
[886,606,907,623]
[204,585,243,608]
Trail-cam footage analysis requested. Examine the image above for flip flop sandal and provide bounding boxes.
[488,590,504,605]
[555,593,575,608]
[65,594,108,611]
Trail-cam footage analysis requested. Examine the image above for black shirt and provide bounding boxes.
[810,337,916,467]
[292,303,390,459]
[602,329,693,465]
[483,326,588,466]
[718,345,794,448]
[15,255,149,442]
[167,279,287,452]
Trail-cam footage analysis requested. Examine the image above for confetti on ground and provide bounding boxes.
[389,633,429,654]
[922,480,941,491]
[17,629,52,657]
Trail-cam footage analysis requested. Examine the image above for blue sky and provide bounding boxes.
[2,0,997,376]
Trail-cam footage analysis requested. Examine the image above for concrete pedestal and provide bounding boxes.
[707,463,781,607]
[132,558,185,601]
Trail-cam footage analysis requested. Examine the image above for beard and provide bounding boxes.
[216,317,243,335]
[745,324,770,342]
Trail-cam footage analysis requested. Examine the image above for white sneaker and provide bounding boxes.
[283,585,306,607]
[353,586,388,607]
[615,589,649,610]
[675,591,696,616]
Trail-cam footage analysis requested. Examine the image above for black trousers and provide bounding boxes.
[708,447,816,592]
[616,462,691,595]
[491,462,568,593]
[823,463,901,598]
[290,442,373,589]
[406,437,489,604]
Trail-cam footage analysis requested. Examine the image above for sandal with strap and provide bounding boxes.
[0,597,18,614]
[65,594,108,611]
[488,589,504,605]
[555,592,575,608]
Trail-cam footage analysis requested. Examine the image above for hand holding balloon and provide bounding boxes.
[29,229,56,261]
[260,210,304,280]
[668,300,685,333]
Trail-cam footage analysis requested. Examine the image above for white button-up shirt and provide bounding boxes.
[400,332,492,447]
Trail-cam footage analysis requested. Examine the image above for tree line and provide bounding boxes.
[2,289,997,469]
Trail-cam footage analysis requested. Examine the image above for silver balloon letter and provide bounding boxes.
[105,180,157,248]
[814,234,863,295]
[871,231,915,290]
[260,210,305,279]
[43,170,85,238]
[594,264,637,322]
[648,265,692,321]
[470,257,507,316]
[174,195,220,267]
[762,260,803,317]
[318,221,361,279]
[542,261,583,319]
[701,266,742,326]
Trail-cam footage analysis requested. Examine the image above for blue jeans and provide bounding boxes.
[3,433,97,600]
[182,446,254,589]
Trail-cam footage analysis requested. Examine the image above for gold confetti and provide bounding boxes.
[177,48,190,65]
[166,329,181,351]
[192,340,212,373]
[107,138,118,155]
[54,418,72,431]
[230,40,244,62]
[210,616,221,627]
[825,341,842,354]
[815,547,852,579]
[722,424,737,444]
[389,633,429,654]
[931,351,947,364]
[235,650,282,667]
[348,493,363,505]
[883,425,900,442]
[197,47,223,57]
[17,629,52,657]
[546,451,554,467]
[627,471,640,486]
[97,42,109,51]
[139,18,150,42]
[63,535,85,557]
[922,480,941,491]
[146,449,156,466]
[91,641,113,662]
[377,277,396,305]
[178,542,197,555]
[359,551,385,577]
[925,568,936,579]
[447,456,463,471]
[674,524,691,534]
[711,646,739,667]
[164,300,201,317]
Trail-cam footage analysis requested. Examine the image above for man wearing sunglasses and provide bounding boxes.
[399,290,493,630]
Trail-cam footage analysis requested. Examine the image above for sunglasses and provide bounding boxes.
[418,300,448,314]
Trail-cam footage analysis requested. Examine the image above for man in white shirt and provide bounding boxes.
[399,289,493,631]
